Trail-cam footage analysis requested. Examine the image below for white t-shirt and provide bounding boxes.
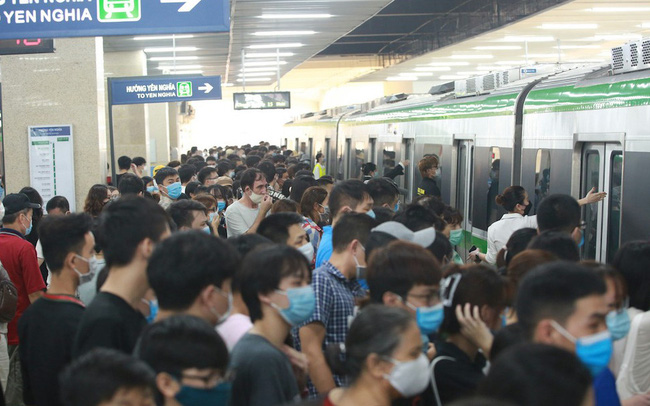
[216,313,253,352]
[225,200,260,238]
[485,213,538,264]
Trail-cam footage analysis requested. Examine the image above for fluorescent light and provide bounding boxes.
[149,56,199,62]
[237,72,275,77]
[552,45,600,50]
[500,36,555,43]
[157,65,202,70]
[240,67,278,72]
[594,34,642,41]
[166,70,203,74]
[259,14,332,19]
[243,61,288,67]
[248,43,304,49]
[252,31,316,36]
[236,78,272,82]
[134,35,194,41]
[589,7,650,12]
[449,54,493,59]
[457,71,491,76]
[642,23,650,29]
[386,76,417,81]
[244,52,295,58]
[473,45,521,50]
[524,54,563,58]
[539,23,598,30]
[495,60,526,65]
[144,47,198,53]
[439,75,469,80]
[414,67,451,72]
[428,61,470,67]
[400,72,434,77]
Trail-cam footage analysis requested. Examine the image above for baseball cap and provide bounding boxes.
[216,176,233,187]
[3,193,41,216]
[371,221,436,248]
[152,165,166,177]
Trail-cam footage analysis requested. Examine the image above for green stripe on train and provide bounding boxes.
[525,77,650,114]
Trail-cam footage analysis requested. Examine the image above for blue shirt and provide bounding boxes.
[315,226,333,268]
[594,368,621,406]
[293,261,365,397]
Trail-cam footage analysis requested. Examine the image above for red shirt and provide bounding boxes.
[0,229,46,345]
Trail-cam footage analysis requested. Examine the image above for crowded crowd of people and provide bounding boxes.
[0,142,647,406]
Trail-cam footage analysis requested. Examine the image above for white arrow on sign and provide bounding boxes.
[198,83,214,94]
[160,0,202,12]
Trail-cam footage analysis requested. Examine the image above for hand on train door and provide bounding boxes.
[578,187,607,206]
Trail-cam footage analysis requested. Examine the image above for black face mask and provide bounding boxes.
[523,202,532,216]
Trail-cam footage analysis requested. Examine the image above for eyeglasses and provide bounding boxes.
[180,371,226,388]
[406,291,441,306]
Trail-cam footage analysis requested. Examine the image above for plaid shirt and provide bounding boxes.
[293,261,366,397]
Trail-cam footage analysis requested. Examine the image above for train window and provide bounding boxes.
[607,152,623,262]
[583,151,600,260]
[457,145,468,217]
[382,144,397,177]
[352,142,366,179]
[487,147,501,226]
[534,149,551,213]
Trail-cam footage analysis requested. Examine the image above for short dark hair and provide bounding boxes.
[500,228,538,266]
[332,213,377,252]
[45,196,70,213]
[329,180,370,219]
[612,241,650,311]
[300,187,328,218]
[60,348,155,406]
[245,155,262,168]
[39,213,93,273]
[117,173,144,196]
[290,176,318,203]
[394,204,445,232]
[427,231,453,264]
[367,240,441,303]
[197,167,218,185]
[137,315,228,376]
[362,162,377,176]
[239,245,310,322]
[240,168,264,192]
[217,162,231,177]
[147,231,240,311]
[206,156,217,164]
[516,261,607,340]
[440,265,506,335]
[270,199,300,214]
[178,165,196,184]
[478,344,592,406]
[97,196,170,268]
[117,156,132,170]
[366,178,399,208]
[185,181,201,196]
[154,167,179,185]
[316,176,334,187]
[257,161,277,183]
[536,194,580,233]
[166,200,207,230]
[132,157,146,167]
[257,212,304,244]
[527,231,580,262]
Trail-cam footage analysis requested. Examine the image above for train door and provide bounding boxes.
[456,140,475,257]
[403,138,415,203]
[581,142,623,262]
[324,138,331,177]
[343,138,351,180]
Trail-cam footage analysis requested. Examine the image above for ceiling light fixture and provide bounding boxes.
[157,65,202,70]
[259,14,333,19]
[552,45,600,49]
[144,47,199,53]
[495,60,527,65]
[500,36,555,43]
[428,62,470,67]
[473,45,521,50]
[252,31,316,36]
[439,75,469,80]
[414,67,452,71]
[539,23,598,30]
[240,67,279,72]
[237,72,275,77]
[594,34,642,41]
[236,78,272,82]
[449,54,494,59]
[400,72,434,76]
[149,56,200,62]
[588,7,650,12]
[244,52,295,58]
[642,23,650,29]
[247,43,304,49]
[243,61,288,67]
[166,70,203,75]
[386,76,417,81]
[134,35,194,40]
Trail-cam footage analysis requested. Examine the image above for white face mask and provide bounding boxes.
[209,287,233,326]
[250,191,264,205]
[297,242,314,262]
[383,353,430,397]
[73,254,100,285]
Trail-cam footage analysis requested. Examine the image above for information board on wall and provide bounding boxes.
[28,125,76,211]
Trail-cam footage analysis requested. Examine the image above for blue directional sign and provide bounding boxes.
[0,0,229,40]
[109,75,222,105]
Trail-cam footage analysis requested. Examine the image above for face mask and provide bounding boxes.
[146,186,158,194]
[551,320,613,376]
[384,354,430,397]
[22,215,33,235]
[141,299,158,324]
[202,226,211,234]
[394,202,400,213]
[249,191,264,205]
[217,201,226,212]
[166,182,182,200]
[579,233,585,248]
[523,202,532,216]
[175,381,231,406]
[353,245,367,282]
[297,242,314,262]
[73,254,98,285]
[229,171,235,178]
[405,301,444,335]
[606,309,631,341]
[209,212,219,223]
[366,209,376,219]
[271,286,316,326]
[449,229,463,246]
[210,287,233,326]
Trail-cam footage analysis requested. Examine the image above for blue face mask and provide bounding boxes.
[271,286,316,326]
[366,209,376,219]
[406,301,444,335]
[421,333,430,354]
[166,182,182,200]
[202,226,212,234]
[579,233,585,248]
[25,218,33,236]
[209,212,219,223]
[607,309,631,341]
[146,185,158,194]
[217,201,226,212]
[449,229,463,246]
[175,381,231,406]
[552,321,613,376]
[145,299,158,324]
[394,202,400,213]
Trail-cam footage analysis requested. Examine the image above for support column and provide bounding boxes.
[0,38,107,210]
[148,103,170,167]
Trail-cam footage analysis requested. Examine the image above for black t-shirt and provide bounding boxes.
[418,177,441,198]
[431,341,486,405]
[73,292,146,358]
[18,294,84,406]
